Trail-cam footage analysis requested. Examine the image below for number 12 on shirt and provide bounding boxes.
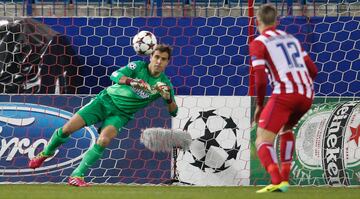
[276,42,304,69]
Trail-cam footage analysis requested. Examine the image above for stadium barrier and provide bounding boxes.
[0,0,359,17]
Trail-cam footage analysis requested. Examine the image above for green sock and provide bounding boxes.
[71,144,105,177]
[43,128,69,156]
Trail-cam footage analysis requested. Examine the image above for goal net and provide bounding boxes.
[0,0,358,186]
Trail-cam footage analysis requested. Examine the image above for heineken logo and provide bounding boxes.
[322,101,357,185]
[349,125,360,146]
[294,100,360,186]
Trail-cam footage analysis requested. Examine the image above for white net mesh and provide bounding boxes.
[0,0,359,185]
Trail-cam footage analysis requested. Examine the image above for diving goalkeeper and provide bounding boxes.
[28,44,178,187]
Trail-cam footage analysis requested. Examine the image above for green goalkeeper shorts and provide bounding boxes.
[76,90,129,133]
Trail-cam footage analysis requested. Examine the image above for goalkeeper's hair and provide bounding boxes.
[153,44,172,60]
[257,3,277,26]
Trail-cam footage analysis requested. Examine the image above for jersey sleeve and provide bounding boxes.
[300,43,309,58]
[254,67,267,106]
[250,40,267,106]
[249,40,266,68]
[304,55,318,81]
[110,61,141,83]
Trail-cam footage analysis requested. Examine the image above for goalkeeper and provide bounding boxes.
[28,44,178,187]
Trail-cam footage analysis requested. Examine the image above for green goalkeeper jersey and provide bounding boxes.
[106,60,177,119]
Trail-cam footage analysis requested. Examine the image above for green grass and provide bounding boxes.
[0,184,359,199]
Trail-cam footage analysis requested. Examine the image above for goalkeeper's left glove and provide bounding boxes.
[153,82,171,101]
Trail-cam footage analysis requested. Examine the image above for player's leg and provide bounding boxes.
[255,127,282,185]
[68,115,128,187]
[68,125,117,187]
[28,114,87,169]
[45,114,86,155]
[279,96,313,183]
[278,124,295,183]
[255,95,292,193]
[29,98,105,169]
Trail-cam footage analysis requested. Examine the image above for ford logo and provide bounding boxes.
[0,102,98,176]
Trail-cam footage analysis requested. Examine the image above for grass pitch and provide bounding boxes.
[0,184,358,199]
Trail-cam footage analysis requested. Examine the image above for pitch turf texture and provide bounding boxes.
[1,184,359,199]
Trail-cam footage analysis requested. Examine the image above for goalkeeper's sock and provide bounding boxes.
[43,128,69,156]
[71,144,105,177]
[280,131,295,181]
[257,143,282,185]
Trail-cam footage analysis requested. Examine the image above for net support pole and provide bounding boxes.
[26,0,32,16]
[156,0,163,17]
[248,0,255,96]
[287,0,293,15]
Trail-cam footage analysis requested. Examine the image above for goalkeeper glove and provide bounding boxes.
[153,82,171,102]
[126,78,151,92]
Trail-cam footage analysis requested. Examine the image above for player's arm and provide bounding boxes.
[303,54,318,81]
[166,87,178,117]
[110,63,134,84]
[250,40,267,107]
[166,98,178,117]
[110,61,150,91]
[254,66,267,107]
[154,81,178,117]
[250,40,267,123]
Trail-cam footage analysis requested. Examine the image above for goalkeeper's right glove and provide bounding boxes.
[126,78,151,92]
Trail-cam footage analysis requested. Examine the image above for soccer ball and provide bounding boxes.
[183,110,241,173]
[132,31,157,55]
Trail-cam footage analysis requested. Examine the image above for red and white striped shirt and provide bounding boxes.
[250,27,318,105]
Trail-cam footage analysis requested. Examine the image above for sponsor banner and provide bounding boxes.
[172,96,251,186]
[0,96,98,182]
[0,95,171,184]
[250,97,360,186]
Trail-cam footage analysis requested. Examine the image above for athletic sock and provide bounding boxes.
[257,143,282,185]
[280,131,295,182]
[280,163,291,182]
[71,144,105,177]
[43,128,69,156]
